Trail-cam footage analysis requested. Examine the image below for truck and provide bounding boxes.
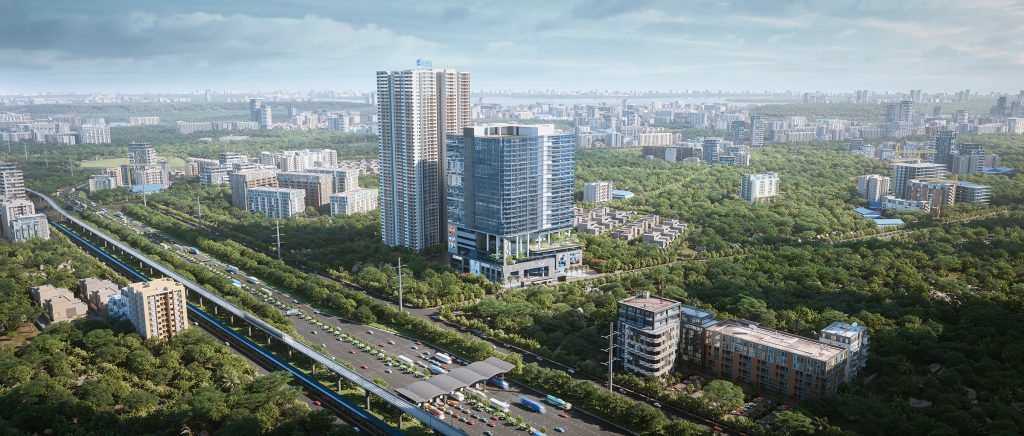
[284,308,300,316]
[429,364,447,375]
[466,387,488,401]
[434,352,453,365]
[545,394,572,410]
[489,377,510,390]
[226,265,239,273]
[396,355,414,367]
[229,278,242,288]
[247,276,260,284]
[449,391,465,402]
[520,396,546,414]
[488,398,510,413]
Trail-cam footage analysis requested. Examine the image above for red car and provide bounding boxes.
[360,365,368,369]
[487,422,496,428]
[466,421,474,426]
[312,400,322,406]
[559,412,569,418]
[349,350,356,354]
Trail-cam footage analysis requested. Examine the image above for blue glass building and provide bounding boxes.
[446,124,581,283]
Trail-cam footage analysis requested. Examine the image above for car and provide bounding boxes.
[487,422,496,427]
[320,343,327,348]
[466,421,474,426]
[567,368,576,374]
[311,330,317,335]
[337,337,343,341]
[360,365,369,369]
[652,402,662,408]
[312,400,322,406]
[366,330,373,334]
[388,340,396,345]
[713,426,724,432]
[385,369,393,374]
[483,431,494,436]
[349,350,356,354]
[554,427,565,433]
[452,413,461,419]
[411,345,419,350]
[378,343,384,347]
[559,412,569,418]
[415,341,422,345]
[460,417,469,423]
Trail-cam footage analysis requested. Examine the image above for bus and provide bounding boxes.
[488,398,510,413]
[426,405,444,419]
[429,364,447,375]
[545,394,572,410]
[434,352,453,365]
[396,355,414,367]
[466,387,488,401]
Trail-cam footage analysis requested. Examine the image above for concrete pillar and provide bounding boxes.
[338,377,343,391]
[365,393,371,410]
[289,348,292,357]
[200,296,204,308]
[267,333,272,344]
[312,363,317,372]
[214,306,218,315]
[398,413,403,428]
[248,325,252,336]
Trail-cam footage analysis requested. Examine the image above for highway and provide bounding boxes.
[31,189,466,436]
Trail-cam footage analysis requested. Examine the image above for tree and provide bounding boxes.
[702,380,744,415]
[772,410,816,435]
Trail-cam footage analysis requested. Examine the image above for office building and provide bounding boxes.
[78,278,120,317]
[246,187,305,219]
[891,162,946,198]
[377,68,470,251]
[446,124,580,283]
[125,278,189,340]
[32,285,87,323]
[856,174,891,203]
[819,322,870,383]
[934,131,956,167]
[583,181,614,203]
[955,182,992,204]
[703,319,848,398]
[702,138,721,164]
[78,124,110,144]
[88,174,118,192]
[740,173,780,204]
[0,168,25,200]
[127,142,157,165]
[305,167,360,193]
[750,115,765,148]
[229,168,279,209]
[277,172,332,209]
[616,293,682,378]
[329,188,379,216]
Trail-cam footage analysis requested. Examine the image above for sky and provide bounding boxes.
[1,0,1022,94]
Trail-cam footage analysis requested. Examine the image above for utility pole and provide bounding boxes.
[275,220,283,260]
[603,321,616,393]
[397,257,403,312]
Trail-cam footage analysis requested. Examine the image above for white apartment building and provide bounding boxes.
[856,174,891,203]
[305,167,360,193]
[377,68,470,251]
[246,187,305,219]
[583,181,614,203]
[740,172,780,203]
[78,124,111,144]
[329,188,379,216]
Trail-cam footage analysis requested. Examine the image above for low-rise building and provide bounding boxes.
[881,196,929,212]
[329,188,378,216]
[32,285,87,323]
[79,278,120,316]
[955,182,992,204]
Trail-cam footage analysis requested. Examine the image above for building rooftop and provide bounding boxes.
[681,305,714,319]
[897,162,945,168]
[822,321,867,338]
[706,319,846,362]
[873,218,905,226]
[619,294,681,313]
[956,181,991,189]
[129,278,184,295]
[853,207,880,218]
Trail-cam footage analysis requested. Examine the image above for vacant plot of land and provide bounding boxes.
[80,156,186,170]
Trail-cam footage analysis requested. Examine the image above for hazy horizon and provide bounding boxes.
[2,0,1022,94]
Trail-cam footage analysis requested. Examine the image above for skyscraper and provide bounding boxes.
[702,138,721,164]
[934,131,956,168]
[446,124,580,283]
[377,68,470,251]
[749,115,765,148]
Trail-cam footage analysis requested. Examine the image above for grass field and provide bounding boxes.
[79,156,186,170]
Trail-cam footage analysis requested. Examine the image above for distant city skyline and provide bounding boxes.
[1,1,1022,93]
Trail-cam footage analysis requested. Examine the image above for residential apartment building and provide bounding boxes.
[124,278,189,340]
[128,116,160,126]
[955,182,992,204]
[616,294,682,378]
[229,168,279,209]
[740,173,780,203]
[702,138,721,164]
[78,124,110,144]
[891,162,946,198]
[277,172,332,209]
[819,322,870,383]
[186,157,220,176]
[679,305,717,367]
[246,187,305,219]
[306,167,360,193]
[446,124,580,283]
[583,181,614,203]
[703,320,848,399]
[127,142,157,165]
[378,68,470,251]
[78,278,120,317]
[1,198,49,242]
[0,166,25,200]
[750,115,765,148]
[906,179,957,215]
[856,174,891,203]
[329,188,379,216]
[881,196,930,212]
[88,174,118,193]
